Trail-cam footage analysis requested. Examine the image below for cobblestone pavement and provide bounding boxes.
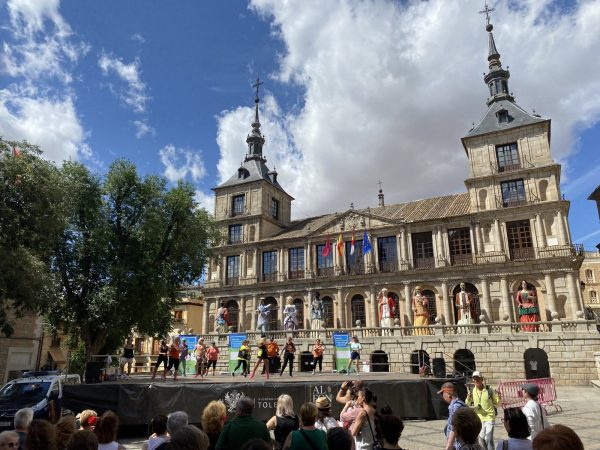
[122,386,600,450]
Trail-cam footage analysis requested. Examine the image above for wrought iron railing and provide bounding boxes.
[450,253,474,266]
[509,247,535,261]
[288,270,305,280]
[413,257,435,270]
[225,276,239,286]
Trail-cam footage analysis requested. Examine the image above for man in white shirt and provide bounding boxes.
[521,383,549,440]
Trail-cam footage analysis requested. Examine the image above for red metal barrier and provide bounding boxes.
[497,377,562,412]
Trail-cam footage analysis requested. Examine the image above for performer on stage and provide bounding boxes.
[164,336,180,382]
[256,298,271,333]
[215,301,229,334]
[206,341,220,376]
[194,338,207,378]
[346,336,362,374]
[232,339,250,377]
[283,296,298,331]
[119,338,135,379]
[311,338,325,375]
[266,337,280,374]
[412,288,429,335]
[151,339,169,380]
[280,337,296,377]
[249,336,270,380]
[378,288,395,328]
[516,280,540,332]
[179,339,189,377]
[456,283,474,328]
[310,292,325,330]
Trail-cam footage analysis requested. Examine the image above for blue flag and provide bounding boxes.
[362,229,372,254]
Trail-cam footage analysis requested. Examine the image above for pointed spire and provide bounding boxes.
[245,77,266,162]
[479,3,514,106]
[377,179,385,207]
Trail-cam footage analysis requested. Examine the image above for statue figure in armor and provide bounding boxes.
[310,292,325,329]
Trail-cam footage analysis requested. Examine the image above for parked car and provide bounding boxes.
[0,371,80,429]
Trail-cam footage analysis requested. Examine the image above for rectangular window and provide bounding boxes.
[448,227,473,266]
[271,198,280,220]
[288,247,305,279]
[262,251,278,282]
[231,194,245,217]
[496,143,520,172]
[228,224,243,244]
[377,236,398,272]
[506,220,534,261]
[501,179,526,207]
[226,255,240,285]
[316,244,334,277]
[412,231,434,269]
[345,239,364,275]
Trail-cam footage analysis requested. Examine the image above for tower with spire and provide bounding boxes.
[461,5,562,217]
[212,78,294,247]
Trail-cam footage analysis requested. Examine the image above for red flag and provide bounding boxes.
[321,237,331,257]
[350,232,356,255]
[337,233,344,256]
[12,146,21,157]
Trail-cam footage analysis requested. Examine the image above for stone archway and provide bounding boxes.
[264,296,279,331]
[410,350,430,375]
[293,298,305,329]
[512,279,547,322]
[351,295,366,328]
[452,283,481,324]
[421,289,437,325]
[454,349,476,377]
[225,299,239,332]
[321,296,334,328]
[371,350,390,372]
[524,348,550,379]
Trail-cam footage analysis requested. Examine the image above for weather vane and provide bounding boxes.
[479,2,495,26]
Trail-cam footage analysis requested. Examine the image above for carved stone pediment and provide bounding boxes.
[308,209,403,238]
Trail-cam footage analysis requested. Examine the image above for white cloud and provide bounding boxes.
[0,0,93,163]
[131,33,145,44]
[194,190,215,214]
[212,0,600,219]
[133,119,155,139]
[159,144,207,183]
[98,51,149,113]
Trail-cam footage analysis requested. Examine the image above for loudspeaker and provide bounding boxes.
[84,361,103,383]
[432,357,446,378]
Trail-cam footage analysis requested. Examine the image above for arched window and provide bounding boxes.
[321,296,334,328]
[451,283,481,324]
[591,291,598,304]
[586,269,595,283]
[264,296,279,331]
[478,189,487,211]
[351,295,366,327]
[421,289,437,324]
[538,180,548,202]
[293,298,305,328]
[388,292,400,321]
[226,300,240,332]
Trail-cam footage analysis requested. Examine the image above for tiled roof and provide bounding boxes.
[263,192,471,242]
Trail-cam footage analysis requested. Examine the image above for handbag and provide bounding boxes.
[366,412,384,450]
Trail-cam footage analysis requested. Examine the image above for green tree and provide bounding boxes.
[47,159,221,360]
[0,139,66,335]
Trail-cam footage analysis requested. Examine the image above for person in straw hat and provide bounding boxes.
[314,396,339,432]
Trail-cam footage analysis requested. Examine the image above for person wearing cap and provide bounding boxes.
[439,382,467,450]
[521,383,549,440]
[466,371,500,450]
[314,396,338,432]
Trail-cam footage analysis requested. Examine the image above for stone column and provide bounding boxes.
[239,297,246,331]
[500,277,513,321]
[240,251,246,278]
[338,288,346,328]
[253,248,259,278]
[202,299,210,333]
[278,293,284,329]
[370,287,378,328]
[400,228,407,264]
[406,232,413,267]
[494,219,504,252]
[441,280,451,325]
[306,289,312,330]
[282,248,288,279]
[306,243,312,277]
[535,214,547,248]
[480,278,492,322]
[564,213,572,245]
[477,223,485,253]
[556,210,567,245]
[404,284,413,326]
[471,223,479,254]
[395,233,402,269]
[544,273,558,320]
[251,295,258,331]
[566,271,582,318]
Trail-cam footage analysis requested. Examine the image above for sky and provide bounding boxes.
[1,0,599,249]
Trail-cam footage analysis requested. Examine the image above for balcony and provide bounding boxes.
[316,267,334,278]
[346,264,365,276]
[288,270,305,280]
[509,247,535,261]
[225,276,239,286]
[379,260,398,273]
[497,162,522,173]
[261,272,278,283]
[502,198,529,208]
[450,253,474,266]
[538,244,582,259]
[228,237,243,245]
[475,251,507,264]
[413,257,435,270]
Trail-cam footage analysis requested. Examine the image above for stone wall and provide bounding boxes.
[0,311,43,383]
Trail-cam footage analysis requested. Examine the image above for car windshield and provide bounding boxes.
[0,382,50,404]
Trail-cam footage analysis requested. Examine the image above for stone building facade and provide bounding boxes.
[582,251,600,312]
[202,20,585,336]
[0,311,44,383]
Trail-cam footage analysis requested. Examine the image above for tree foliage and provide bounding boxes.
[46,160,221,360]
[0,139,66,335]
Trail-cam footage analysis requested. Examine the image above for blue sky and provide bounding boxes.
[1,0,599,249]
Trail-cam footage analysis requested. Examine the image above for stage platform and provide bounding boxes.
[62,372,466,426]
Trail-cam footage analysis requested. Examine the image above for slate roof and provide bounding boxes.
[463,100,547,141]
[262,192,471,242]
[214,157,291,197]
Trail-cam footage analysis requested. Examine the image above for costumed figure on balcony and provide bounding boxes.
[310,292,325,330]
[283,296,298,331]
[378,288,395,328]
[456,283,474,332]
[256,298,272,333]
[516,280,540,332]
[215,301,229,334]
[412,288,429,335]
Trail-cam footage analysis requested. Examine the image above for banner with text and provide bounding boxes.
[179,335,198,375]
[228,333,247,372]
[332,332,350,372]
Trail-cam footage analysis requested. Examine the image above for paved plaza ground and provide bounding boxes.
[121,385,600,450]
